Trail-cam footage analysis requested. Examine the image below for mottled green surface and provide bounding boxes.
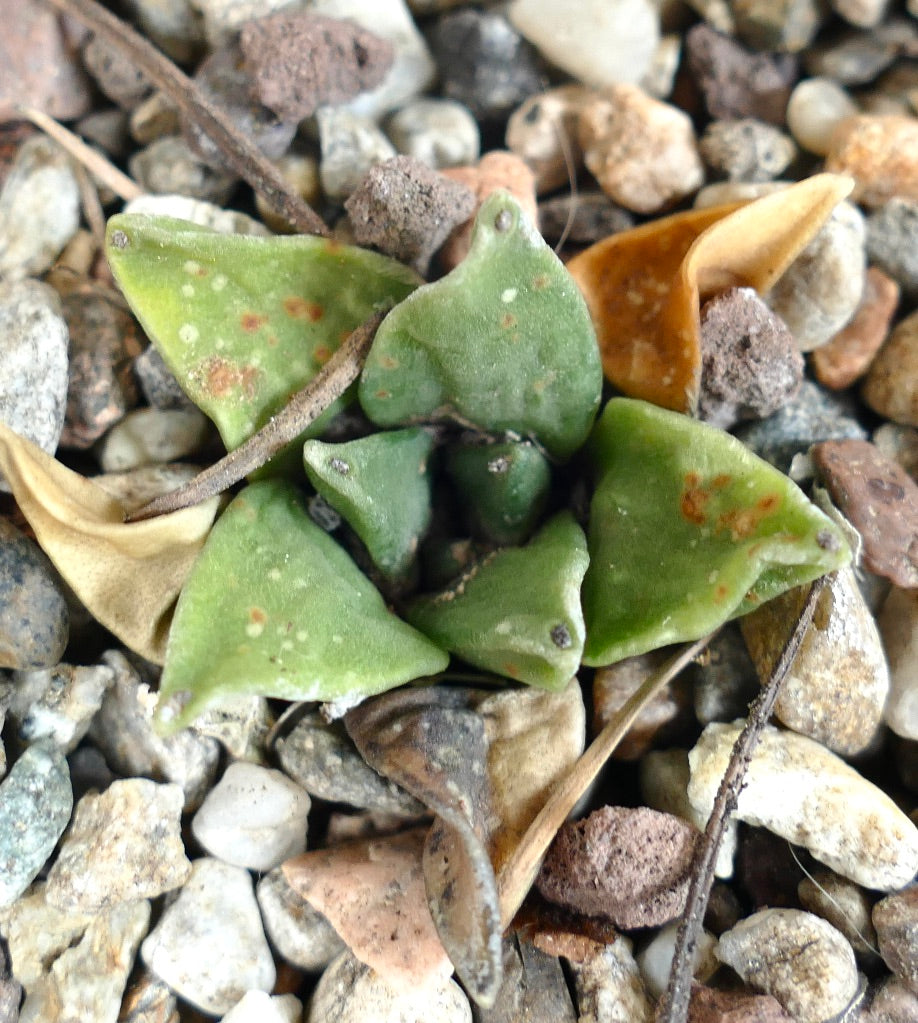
[302,428,434,579]
[0,742,72,909]
[105,215,420,451]
[446,440,552,545]
[407,513,589,690]
[582,399,851,666]
[157,480,448,732]
[359,192,602,460]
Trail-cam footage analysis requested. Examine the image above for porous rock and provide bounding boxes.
[536,805,700,928]
[826,115,918,209]
[716,908,858,1023]
[7,661,112,752]
[699,119,797,182]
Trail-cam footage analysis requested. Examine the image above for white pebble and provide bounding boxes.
[385,98,480,169]
[878,586,918,740]
[687,722,918,891]
[192,761,311,871]
[717,908,858,1023]
[220,990,303,1023]
[570,934,653,1023]
[786,77,859,156]
[317,108,397,201]
[636,920,717,1000]
[95,407,212,473]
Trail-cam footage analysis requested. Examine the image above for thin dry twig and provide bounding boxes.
[496,631,717,931]
[125,311,385,522]
[16,104,144,202]
[43,0,330,237]
[657,573,832,1023]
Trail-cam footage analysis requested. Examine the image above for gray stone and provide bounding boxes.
[690,624,759,726]
[274,711,423,814]
[740,568,889,756]
[508,0,659,89]
[0,137,81,280]
[88,649,219,810]
[866,199,918,302]
[797,869,879,962]
[732,0,825,52]
[317,107,397,201]
[688,722,918,891]
[45,779,190,913]
[133,345,195,411]
[256,867,346,972]
[18,898,150,1023]
[734,380,867,473]
[569,935,653,1023]
[768,200,866,352]
[129,91,180,146]
[477,938,577,1023]
[0,278,69,488]
[874,886,918,994]
[95,406,213,472]
[121,0,204,63]
[306,949,472,1023]
[82,34,151,109]
[699,119,797,182]
[804,18,917,87]
[429,9,548,123]
[7,662,113,752]
[385,98,479,170]
[128,135,237,205]
[537,192,635,248]
[716,909,858,1023]
[0,743,71,909]
[0,518,68,671]
[141,858,275,1016]
[191,761,310,872]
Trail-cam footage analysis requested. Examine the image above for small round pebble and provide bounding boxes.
[797,870,879,960]
[863,308,918,427]
[0,742,72,909]
[826,114,918,209]
[95,406,213,472]
[44,779,191,912]
[133,344,195,411]
[429,8,548,123]
[537,192,634,248]
[192,761,311,872]
[505,85,592,194]
[805,19,915,87]
[0,518,69,671]
[82,35,150,110]
[344,155,476,276]
[717,909,857,1023]
[0,137,81,280]
[385,98,480,170]
[536,805,700,928]
[811,266,900,390]
[307,949,472,1023]
[317,107,397,201]
[508,0,660,89]
[578,84,704,214]
[698,286,803,430]
[637,921,717,999]
[786,77,859,156]
[220,990,303,1023]
[768,199,866,352]
[874,887,918,996]
[866,198,918,301]
[140,857,276,1016]
[879,587,918,741]
[240,12,394,123]
[699,119,797,182]
[831,0,890,28]
[0,278,69,487]
[731,0,825,52]
[256,867,346,972]
[128,135,237,205]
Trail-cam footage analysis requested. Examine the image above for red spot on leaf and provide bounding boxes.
[240,311,268,333]
[712,474,732,489]
[713,584,729,603]
[680,473,709,526]
[503,662,521,679]
[501,312,517,329]
[757,493,781,514]
[249,607,267,625]
[283,296,324,322]
[195,356,260,399]
[313,345,332,364]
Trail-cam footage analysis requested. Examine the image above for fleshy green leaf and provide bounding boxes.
[359,192,602,460]
[582,399,851,666]
[105,215,420,452]
[157,479,448,732]
[407,512,589,690]
[302,427,434,579]
[445,440,552,545]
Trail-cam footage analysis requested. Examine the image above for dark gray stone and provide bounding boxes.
[866,198,918,301]
[133,344,194,411]
[0,518,68,671]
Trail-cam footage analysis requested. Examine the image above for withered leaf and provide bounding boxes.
[0,420,219,663]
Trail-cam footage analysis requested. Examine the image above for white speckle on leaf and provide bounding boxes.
[178,323,199,344]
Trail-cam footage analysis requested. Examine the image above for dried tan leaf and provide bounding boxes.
[0,420,219,664]
[566,173,854,413]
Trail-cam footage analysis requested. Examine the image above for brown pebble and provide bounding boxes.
[536,805,700,929]
[82,34,151,110]
[687,983,795,1023]
[811,266,900,390]
[863,308,918,427]
[826,114,918,209]
[873,886,918,994]
[344,155,476,277]
[812,439,918,588]
[439,150,538,269]
[240,12,394,123]
[698,287,803,430]
[684,23,798,126]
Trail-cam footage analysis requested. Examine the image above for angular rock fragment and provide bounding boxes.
[569,935,652,1023]
[537,805,700,928]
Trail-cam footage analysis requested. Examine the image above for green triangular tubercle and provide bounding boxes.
[359,192,602,460]
[105,215,420,452]
[445,440,552,545]
[302,428,433,579]
[582,399,852,667]
[157,480,448,732]
[407,512,589,691]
